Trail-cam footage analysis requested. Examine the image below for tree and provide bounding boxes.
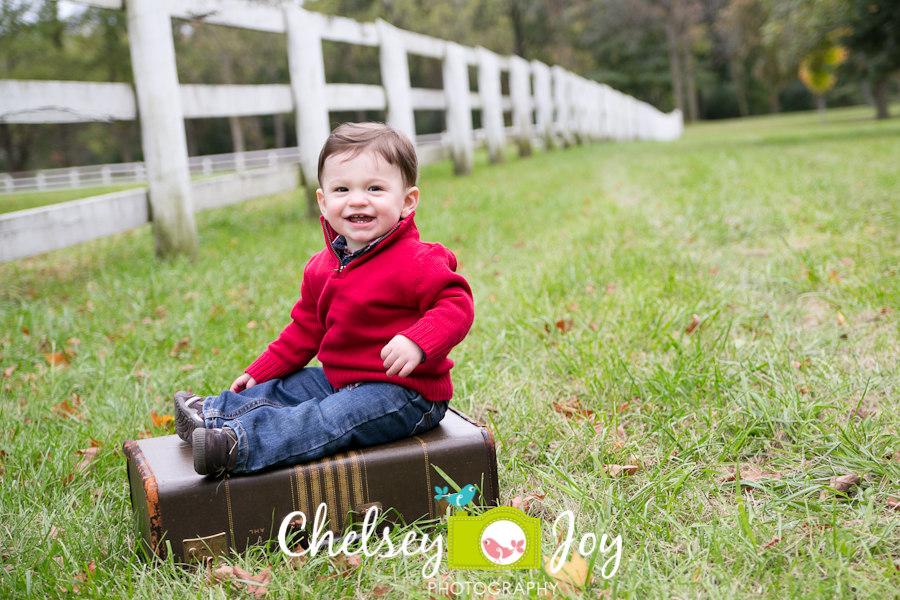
[842,0,900,119]
[798,38,847,122]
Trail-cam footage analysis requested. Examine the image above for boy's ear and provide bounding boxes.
[316,188,326,215]
[401,186,419,218]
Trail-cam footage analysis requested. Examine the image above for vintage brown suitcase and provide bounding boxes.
[124,407,499,562]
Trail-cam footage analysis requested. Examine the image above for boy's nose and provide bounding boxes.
[348,192,369,205]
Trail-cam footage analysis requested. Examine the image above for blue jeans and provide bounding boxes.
[201,367,448,473]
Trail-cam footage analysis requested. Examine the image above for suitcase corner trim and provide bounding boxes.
[124,439,166,558]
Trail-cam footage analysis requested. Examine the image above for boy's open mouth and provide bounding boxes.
[347,215,375,223]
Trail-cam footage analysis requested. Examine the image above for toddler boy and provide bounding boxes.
[173,122,474,476]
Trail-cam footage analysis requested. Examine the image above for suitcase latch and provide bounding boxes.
[183,532,227,562]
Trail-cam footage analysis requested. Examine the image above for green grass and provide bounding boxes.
[0,184,145,214]
[1,104,899,598]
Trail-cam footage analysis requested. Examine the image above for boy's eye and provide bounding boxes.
[368,186,382,192]
[335,187,349,192]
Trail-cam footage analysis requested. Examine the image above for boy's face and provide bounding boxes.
[316,150,419,253]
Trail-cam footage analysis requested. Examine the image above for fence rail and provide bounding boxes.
[0,0,682,264]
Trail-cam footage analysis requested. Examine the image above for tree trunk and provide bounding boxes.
[768,91,779,114]
[184,119,198,157]
[119,122,134,163]
[874,79,890,120]
[665,23,684,116]
[816,94,826,124]
[274,113,286,148]
[860,80,874,107]
[682,37,699,123]
[229,116,245,153]
[730,58,749,117]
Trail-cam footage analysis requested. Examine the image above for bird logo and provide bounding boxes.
[434,484,478,508]
[482,537,525,562]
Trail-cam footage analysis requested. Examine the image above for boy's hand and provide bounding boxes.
[230,373,258,393]
[381,335,424,377]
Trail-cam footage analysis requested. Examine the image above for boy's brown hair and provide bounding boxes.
[317,122,418,188]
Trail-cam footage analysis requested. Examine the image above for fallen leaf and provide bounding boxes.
[605,284,616,293]
[886,497,900,511]
[234,566,271,598]
[150,411,174,430]
[372,584,392,597]
[509,494,528,512]
[51,397,80,419]
[169,337,190,356]
[209,564,271,597]
[543,550,592,595]
[604,465,638,477]
[555,319,573,333]
[180,364,195,372]
[484,405,499,413]
[75,447,99,474]
[49,525,65,539]
[762,537,781,549]
[824,474,860,497]
[719,466,782,484]
[589,322,599,331]
[212,347,221,355]
[881,307,895,316]
[552,398,594,422]
[568,302,579,311]
[617,402,629,412]
[796,385,812,394]
[837,311,846,326]
[246,320,257,330]
[330,552,362,578]
[3,365,16,378]
[685,314,701,334]
[72,560,96,592]
[45,352,69,367]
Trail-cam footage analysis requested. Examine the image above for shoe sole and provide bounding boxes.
[175,395,204,444]
[192,428,210,475]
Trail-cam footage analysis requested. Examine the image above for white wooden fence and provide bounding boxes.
[0,0,682,264]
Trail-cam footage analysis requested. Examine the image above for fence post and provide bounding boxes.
[589,81,602,142]
[508,55,533,157]
[476,46,505,164]
[69,168,79,188]
[125,0,198,259]
[531,60,555,150]
[442,41,473,175]
[551,66,573,147]
[377,19,416,143]
[574,75,590,145]
[285,6,330,216]
[3,173,12,193]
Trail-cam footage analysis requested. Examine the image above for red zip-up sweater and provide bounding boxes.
[245,213,474,401]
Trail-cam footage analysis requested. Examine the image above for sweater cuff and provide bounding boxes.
[400,320,446,364]
[245,353,289,384]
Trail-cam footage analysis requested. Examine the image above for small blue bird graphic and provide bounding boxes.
[434,484,478,508]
